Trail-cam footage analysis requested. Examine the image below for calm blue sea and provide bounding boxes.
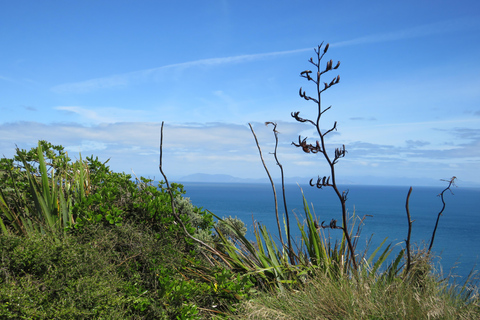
[182,182,480,281]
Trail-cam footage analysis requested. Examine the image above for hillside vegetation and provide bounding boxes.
[2,43,479,319]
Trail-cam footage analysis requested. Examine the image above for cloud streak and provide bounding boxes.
[1,120,479,186]
[55,106,150,124]
[51,17,480,94]
[51,48,312,94]
[334,16,480,48]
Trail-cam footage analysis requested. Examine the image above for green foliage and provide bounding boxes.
[0,141,90,236]
[0,141,72,206]
[0,225,158,319]
[0,221,256,319]
[215,215,247,241]
[0,141,215,246]
[0,140,256,319]
[175,195,215,246]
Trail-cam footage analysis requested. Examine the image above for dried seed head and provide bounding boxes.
[324,43,330,54]
[334,61,341,69]
[326,59,333,71]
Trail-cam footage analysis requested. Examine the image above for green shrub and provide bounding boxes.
[0,141,255,319]
[215,216,247,241]
[0,141,215,249]
[0,225,160,319]
[0,221,257,319]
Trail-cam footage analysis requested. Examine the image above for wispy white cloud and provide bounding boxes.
[334,16,480,47]
[372,118,480,128]
[0,75,19,84]
[49,17,479,95]
[51,48,311,94]
[55,106,149,123]
[56,106,105,122]
[67,140,108,152]
[1,120,478,185]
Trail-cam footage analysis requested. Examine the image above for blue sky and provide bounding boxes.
[1,0,479,187]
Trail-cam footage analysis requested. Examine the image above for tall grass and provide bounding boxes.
[233,259,480,320]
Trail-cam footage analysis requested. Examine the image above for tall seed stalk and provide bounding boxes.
[291,43,357,270]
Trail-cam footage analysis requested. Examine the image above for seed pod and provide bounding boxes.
[326,60,333,71]
[324,43,329,53]
[334,61,341,69]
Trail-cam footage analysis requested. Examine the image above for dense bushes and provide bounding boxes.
[0,142,254,319]
[0,221,255,319]
[0,141,212,240]
[0,224,165,319]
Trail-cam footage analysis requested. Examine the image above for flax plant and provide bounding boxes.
[211,213,298,291]
[0,141,90,236]
[211,191,401,292]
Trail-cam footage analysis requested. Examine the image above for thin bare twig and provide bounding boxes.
[405,186,413,274]
[266,121,294,264]
[428,176,457,253]
[159,121,232,268]
[248,123,285,250]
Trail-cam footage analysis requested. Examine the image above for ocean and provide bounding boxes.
[182,182,480,281]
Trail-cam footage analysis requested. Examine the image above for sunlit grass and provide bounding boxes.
[232,256,480,319]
